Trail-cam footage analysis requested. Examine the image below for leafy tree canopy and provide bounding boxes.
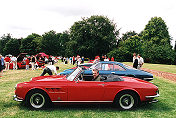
[3,38,20,56]
[141,17,171,45]
[40,30,61,56]
[20,33,41,55]
[69,15,119,58]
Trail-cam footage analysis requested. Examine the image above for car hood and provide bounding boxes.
[129,69,152,75]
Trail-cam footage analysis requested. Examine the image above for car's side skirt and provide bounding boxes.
[52,101,113,103]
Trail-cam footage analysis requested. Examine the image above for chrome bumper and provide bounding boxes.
[145,93,160,99]
[13,95,23,102]
[143,78,153,81]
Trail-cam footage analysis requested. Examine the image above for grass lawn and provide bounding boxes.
[123,62,176,74]
[0,61,176,118]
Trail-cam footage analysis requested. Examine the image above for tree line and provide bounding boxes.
[0,15,175,64]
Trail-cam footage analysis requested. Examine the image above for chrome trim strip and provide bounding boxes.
[146,93,160,99]
[52,101,113,103]
[13,95,23,102]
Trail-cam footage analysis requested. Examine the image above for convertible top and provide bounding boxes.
[103,74,124,82]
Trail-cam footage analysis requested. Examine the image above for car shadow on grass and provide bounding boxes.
[18,100,172,112]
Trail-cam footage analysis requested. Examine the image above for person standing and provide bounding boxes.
[93,56,100,64]
[48,56,53,65]
[137,54,144,69]
[104,55,109,61]
[133,53,138,69]
[4,56,11,70]
[31,55,36,70]
[72,56,75,65]
[82,56,84,63]
[78,56,82,65]
[11,56,17,70]
[25,57,30,70]
[111,56,114,61]
[0,55,4,77]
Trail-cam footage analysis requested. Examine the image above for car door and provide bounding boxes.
[68,80,105,101]
[112,63,127,76]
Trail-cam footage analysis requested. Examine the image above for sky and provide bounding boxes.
[0,0,176,46]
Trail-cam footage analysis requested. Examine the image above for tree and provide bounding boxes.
[69,15,119,58]
[141,17,175,64]
[141,17,171,45]
[108,35,142,62]
[20,33,41,55]
[121,31,138,42]
[40,30,60,56]
[0,34,13,55]
[59,31,70,56]
[3,39,20,56]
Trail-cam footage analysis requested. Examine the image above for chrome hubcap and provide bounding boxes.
[30,93,45,109]
[119,94,134,109]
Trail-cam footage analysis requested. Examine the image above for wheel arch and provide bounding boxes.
[25,88,51,102]
[113,89,141,104]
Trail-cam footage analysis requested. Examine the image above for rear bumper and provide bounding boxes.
[13,95,23,102]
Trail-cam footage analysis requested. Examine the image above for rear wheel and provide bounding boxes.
[26,90,49,109]
[115,91,138,110]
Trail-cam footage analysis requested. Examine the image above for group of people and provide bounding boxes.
[133,53,144,69]
[93,55,114,64]
[0,53,60,77]
[0,52,144,78]
[0,54,18,77]
[62,55,85,65]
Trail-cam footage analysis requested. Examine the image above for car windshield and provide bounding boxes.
[89,63,99,70]
[66,67,82,81]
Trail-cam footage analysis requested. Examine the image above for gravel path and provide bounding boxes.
[142,68,176,82]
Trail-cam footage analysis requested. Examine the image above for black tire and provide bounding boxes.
[115,91,138,110]
[26,90,49,109]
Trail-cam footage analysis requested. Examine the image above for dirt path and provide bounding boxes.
[142,68,176,82]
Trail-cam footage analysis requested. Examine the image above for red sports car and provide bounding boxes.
[13,67,159,110]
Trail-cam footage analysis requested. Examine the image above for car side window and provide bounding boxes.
[114,64,125,71]
[101,64,113,71]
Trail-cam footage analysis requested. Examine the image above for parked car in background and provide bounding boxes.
[9,53,45,69]
[9,53,31,69]
[71,63,93,69]
[14,67,159,110]
[60,61,154,81]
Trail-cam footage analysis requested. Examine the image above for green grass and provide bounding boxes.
[123,62,176,74]
[0,61,176,118]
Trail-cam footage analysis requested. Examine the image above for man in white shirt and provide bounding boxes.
[11,56,17,70]
[137,54,144,69]
[40,65,59,76]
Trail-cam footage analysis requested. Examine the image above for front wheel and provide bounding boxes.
[115,92,138,110]
[26,90,49,109]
